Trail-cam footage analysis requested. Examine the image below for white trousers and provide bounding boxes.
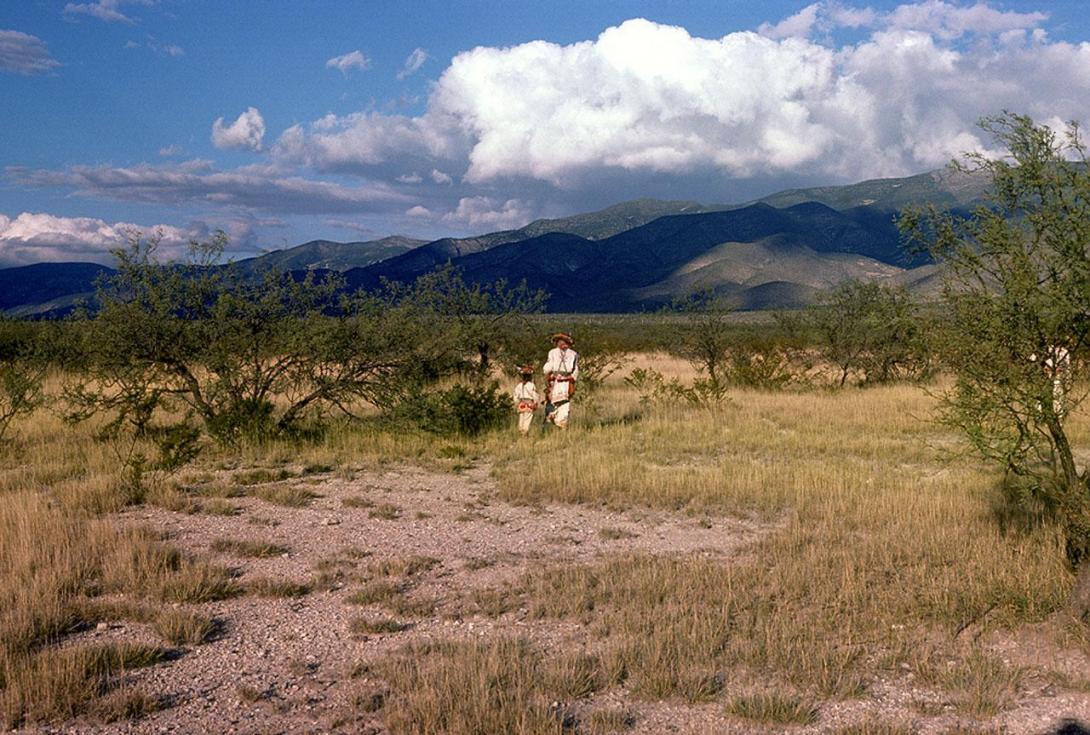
[518,411,534,434]
[551,401,571,428]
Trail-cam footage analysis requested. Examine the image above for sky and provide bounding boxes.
[3,0,1090,265]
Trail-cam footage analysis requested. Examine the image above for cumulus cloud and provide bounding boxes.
[0,211,200,266]
[0,30,61,75]
[406,205,432,217]
[397,47,428,79]
[63,0,151,24]
[430,169,453,185]
[758,4,821,39]
[396,172,423,184]
[886,0,1046,39]
[270,4,1090,194]
[8,160,411,215]
[326,50,370,74]
[211,107,266,151]
[442,197,532,229]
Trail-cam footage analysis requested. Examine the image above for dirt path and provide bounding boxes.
[48,464,763,734]
[40,464,1090,734]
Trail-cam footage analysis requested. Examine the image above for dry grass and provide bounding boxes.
[349,616,411,636]
[723,692,820,725]
[246,576,312,598]
[251,484,317,507]
[347,580,405,606]
[368,502,402,520]
[1,643,165,727]
[3,363,1088,729]
[210,537,289,558]
[81,601,216,646]
[379,638,564,735]
[470,381,1075,709]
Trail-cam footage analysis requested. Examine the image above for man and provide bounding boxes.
[543,332,579,429]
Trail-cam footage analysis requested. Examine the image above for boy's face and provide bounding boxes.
[521,374,532,382]
[556,339,570,350]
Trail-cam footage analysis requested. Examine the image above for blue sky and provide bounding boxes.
[2,1,1090,265]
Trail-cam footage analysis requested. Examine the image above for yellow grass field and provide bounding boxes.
[2,359,1089,733]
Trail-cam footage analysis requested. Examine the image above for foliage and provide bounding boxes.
[795,280,932,387]
[400,265,547,376]
[899,112,1090,615]
[66,232,433,447]
[721,336,801,390]
[665,291,735,388]
[624,367,730,407]
[0,318,47,443]
[390,381,511,437]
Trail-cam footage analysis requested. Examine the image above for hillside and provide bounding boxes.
[0,169,978,316]
[235,236,425,274]
[354,201,918,311]
[755,168,988,212]
[0,262,111,317]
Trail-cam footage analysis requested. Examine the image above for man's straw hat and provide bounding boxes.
[550,332,574,345]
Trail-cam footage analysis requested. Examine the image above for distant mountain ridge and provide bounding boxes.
[349,201,914,311]
[236,236,425,274]
[0,168,988,315]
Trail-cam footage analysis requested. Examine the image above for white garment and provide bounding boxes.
[551,401,571,428]
[513,381,538,404]
[514,381,538,435]
[543,347,579,380]
[544,346,578,429]
[1030,345,1073,416]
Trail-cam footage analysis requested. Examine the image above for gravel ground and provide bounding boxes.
[27,464,1090,734]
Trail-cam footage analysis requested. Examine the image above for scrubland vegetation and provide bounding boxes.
[3,113,1090,731]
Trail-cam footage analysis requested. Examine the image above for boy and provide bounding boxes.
[513,364,539,435]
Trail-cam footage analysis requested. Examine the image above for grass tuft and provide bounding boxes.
[210,538,289,558]
[724,692,820,725]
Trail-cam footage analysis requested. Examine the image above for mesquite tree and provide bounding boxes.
[67,232,435,446]
[803,280,931,387]
[900,113,1090,617]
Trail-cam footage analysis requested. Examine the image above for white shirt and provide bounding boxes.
[513,381,538,403]
[543,347,579,379]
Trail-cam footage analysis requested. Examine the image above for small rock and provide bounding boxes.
[95,622,109,632]
[323,517,341,526]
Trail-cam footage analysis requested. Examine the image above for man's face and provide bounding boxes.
[556,339,570,350]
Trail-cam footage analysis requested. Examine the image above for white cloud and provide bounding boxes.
[758,4,821,39]
[271,7,1090,192]
[326,50,370,74]
[158,144,181,157]
[442,197,531,230]
[396,172,423,184]
[886,1,1046,39]
[63,0,151,24]
[0,211,200,266]
[406,205,432,217]
[430,169,453,185]
[211,107,266,151]
[324,218,377,237]
[9,160,411,215]
[0,30,61,75]
[397,47,428,79]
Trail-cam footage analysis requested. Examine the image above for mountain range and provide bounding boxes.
[0,169,988,316]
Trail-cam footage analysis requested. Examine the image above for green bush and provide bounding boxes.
[392,381,510,436]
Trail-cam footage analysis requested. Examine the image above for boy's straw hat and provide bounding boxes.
[518,364,534,375]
